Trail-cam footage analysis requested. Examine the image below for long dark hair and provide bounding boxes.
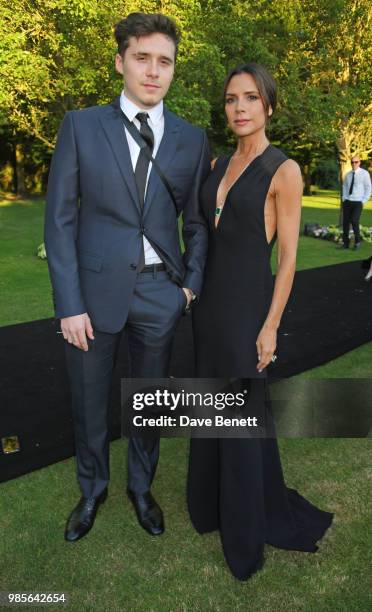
[223,62,277,117]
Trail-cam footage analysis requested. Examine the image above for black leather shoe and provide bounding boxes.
[337,243,349,249]
[64,488,108,542]
[127,489,164,536]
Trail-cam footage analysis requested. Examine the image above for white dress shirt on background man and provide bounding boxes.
[342,166,371,204]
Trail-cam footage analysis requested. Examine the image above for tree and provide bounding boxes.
[0,0,370,196]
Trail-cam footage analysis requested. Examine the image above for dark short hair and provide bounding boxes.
[114,12,180,59]
[223,62,277,117]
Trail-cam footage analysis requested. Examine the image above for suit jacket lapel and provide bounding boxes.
[98,97,140,213]
[144,107,181,217]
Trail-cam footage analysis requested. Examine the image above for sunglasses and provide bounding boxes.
[351,161,360,164]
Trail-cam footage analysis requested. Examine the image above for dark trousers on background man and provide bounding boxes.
[342,199,363,246]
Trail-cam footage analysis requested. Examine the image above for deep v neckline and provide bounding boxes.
[214,144,272,230]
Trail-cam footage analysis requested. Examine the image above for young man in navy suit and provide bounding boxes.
[45,12,210,542]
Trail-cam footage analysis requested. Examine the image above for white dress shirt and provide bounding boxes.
[120,90,163,264]
[342,167,372,204]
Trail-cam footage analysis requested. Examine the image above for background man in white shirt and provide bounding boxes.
[341,155,372,249]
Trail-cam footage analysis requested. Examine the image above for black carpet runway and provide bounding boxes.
[1,260,371,482]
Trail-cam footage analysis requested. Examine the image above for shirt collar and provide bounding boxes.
[120,90,163,125]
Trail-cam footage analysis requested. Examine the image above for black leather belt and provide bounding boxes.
[141,263,166,273]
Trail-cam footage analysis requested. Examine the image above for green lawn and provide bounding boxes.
[0,198,52,325]
[1,192,371,611]
[0,438,370,612]
[272,189,372,272]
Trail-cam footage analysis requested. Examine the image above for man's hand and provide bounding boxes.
[60,313,94,351]
[182,288,195,308]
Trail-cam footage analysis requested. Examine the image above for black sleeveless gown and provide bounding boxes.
[187,145,333,580]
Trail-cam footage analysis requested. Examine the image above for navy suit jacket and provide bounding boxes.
[44,97,210,333]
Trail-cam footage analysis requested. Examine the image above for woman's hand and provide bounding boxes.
[256,324,277,372]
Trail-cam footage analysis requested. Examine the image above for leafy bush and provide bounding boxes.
[312,159,339,190]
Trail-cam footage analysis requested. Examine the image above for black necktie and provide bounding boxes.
[134,113,154,271]
[134,113,154,208]
[349,171,355,195]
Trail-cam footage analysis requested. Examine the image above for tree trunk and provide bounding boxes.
[14,143,27,196]
[337,129,353,179]
[11,142,18,194]
[303,164,312,195]
[336,128,353,226]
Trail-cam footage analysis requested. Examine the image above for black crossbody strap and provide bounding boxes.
[119,109,179,215]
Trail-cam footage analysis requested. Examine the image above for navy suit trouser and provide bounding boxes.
[65,269,186,498]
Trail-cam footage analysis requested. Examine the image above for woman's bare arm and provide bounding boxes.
[256,159,302,371]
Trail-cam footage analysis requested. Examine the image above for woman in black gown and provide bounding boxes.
[187,63,333,580]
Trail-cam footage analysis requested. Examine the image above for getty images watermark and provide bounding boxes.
[121,378,276,438]
[121,378,372,438]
